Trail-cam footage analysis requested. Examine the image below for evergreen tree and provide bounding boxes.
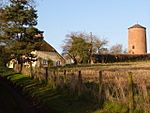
[0,0,43,71]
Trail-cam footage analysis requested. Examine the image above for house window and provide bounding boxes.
[43,59,48,65]
[56,61,61,66]
[132,45,135,49]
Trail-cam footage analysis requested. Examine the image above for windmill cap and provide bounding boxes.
[128,24,146,29]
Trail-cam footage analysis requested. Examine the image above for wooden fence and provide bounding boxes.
[19,66,150,112]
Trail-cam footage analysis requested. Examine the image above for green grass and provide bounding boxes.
[0,68,98,113]
[0,67,147,113]
[93,101,128,113]
[93,102,144,113]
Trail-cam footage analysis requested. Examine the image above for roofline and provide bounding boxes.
[128,24,146,29]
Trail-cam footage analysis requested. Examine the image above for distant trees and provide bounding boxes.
[109,44,123,54]
[0,0,43,70]
[88,34,108,54]
[62,32,108,64]
[62,32,128,64]
[109,44,127,54]
[62,33,90,64]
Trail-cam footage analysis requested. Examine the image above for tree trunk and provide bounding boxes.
[18,63,23,73]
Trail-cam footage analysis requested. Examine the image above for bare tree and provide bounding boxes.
[85,32,108,54]
[92,37,108,54]
[109,44,123,54]
[62,32,109,64]
[123,48,128,54]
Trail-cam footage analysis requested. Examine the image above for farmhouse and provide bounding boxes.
[8,40,65,69]
[8,30,65,69]
[31,40,65,67]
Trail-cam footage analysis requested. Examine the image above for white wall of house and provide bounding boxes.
[7,50,65,69]
[32,51,65,67]
[7,59,17,68]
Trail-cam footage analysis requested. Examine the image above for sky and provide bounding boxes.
[36,0,150,54]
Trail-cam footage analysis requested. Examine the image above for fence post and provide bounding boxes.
[29,62,33,78]
[52,70,56,89]
[128,72,135,113]
[98,71,104,108]
[45,67,48,84]
[64,70,67,84]
[78,70,83,96]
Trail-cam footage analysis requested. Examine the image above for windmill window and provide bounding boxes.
[132,45,135,49]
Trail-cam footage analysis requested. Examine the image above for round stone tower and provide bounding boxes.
[128,24,147,54]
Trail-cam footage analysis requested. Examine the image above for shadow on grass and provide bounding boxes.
[2,74,99,113]
[1,70,132,113]
[0,81,21,113]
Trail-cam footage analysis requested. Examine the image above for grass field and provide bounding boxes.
[0,62,149,113]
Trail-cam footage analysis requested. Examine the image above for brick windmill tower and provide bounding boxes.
[128,24,147,54]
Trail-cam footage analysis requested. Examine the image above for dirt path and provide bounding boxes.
[0,77,56,113]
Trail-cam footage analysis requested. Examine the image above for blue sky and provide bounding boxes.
[36,0,150,53]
